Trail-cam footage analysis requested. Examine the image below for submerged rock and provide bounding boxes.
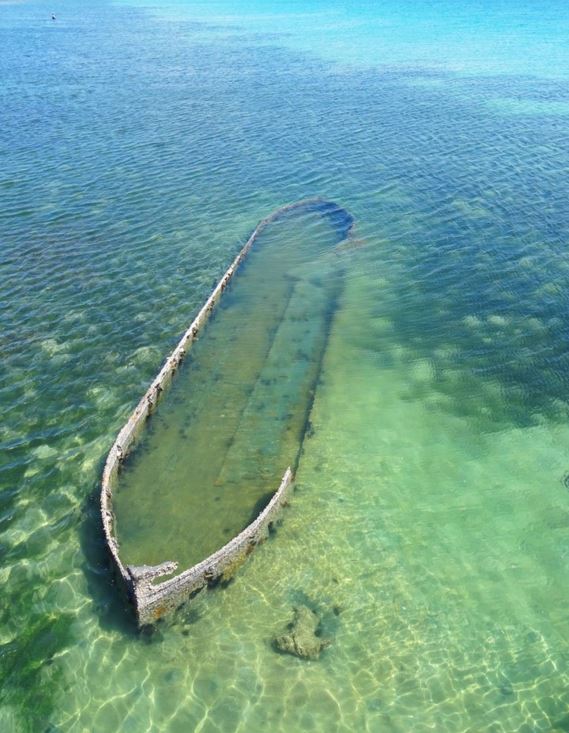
[273,605,331,660]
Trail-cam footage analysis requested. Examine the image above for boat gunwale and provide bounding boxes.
[100,197,352,625]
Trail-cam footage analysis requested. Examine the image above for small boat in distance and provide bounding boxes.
[100,198,355,626]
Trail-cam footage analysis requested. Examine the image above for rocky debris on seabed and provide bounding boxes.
[272,605,331,660]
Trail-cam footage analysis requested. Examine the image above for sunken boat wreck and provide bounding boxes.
[101,198,355,626]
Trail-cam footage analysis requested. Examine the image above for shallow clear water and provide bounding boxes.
[115,205,347,569]
[2,0,569,731]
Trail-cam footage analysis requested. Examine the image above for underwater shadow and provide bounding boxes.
[78,474,139,638]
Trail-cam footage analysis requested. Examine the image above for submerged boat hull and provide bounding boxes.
[100,198,354,625]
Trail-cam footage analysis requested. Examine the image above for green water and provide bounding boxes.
[48,245,569,732]
[114,206,345,570]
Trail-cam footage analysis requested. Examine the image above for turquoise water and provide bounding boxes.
[2,0,569,730]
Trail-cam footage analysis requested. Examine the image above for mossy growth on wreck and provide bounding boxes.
[273,605,332,660]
